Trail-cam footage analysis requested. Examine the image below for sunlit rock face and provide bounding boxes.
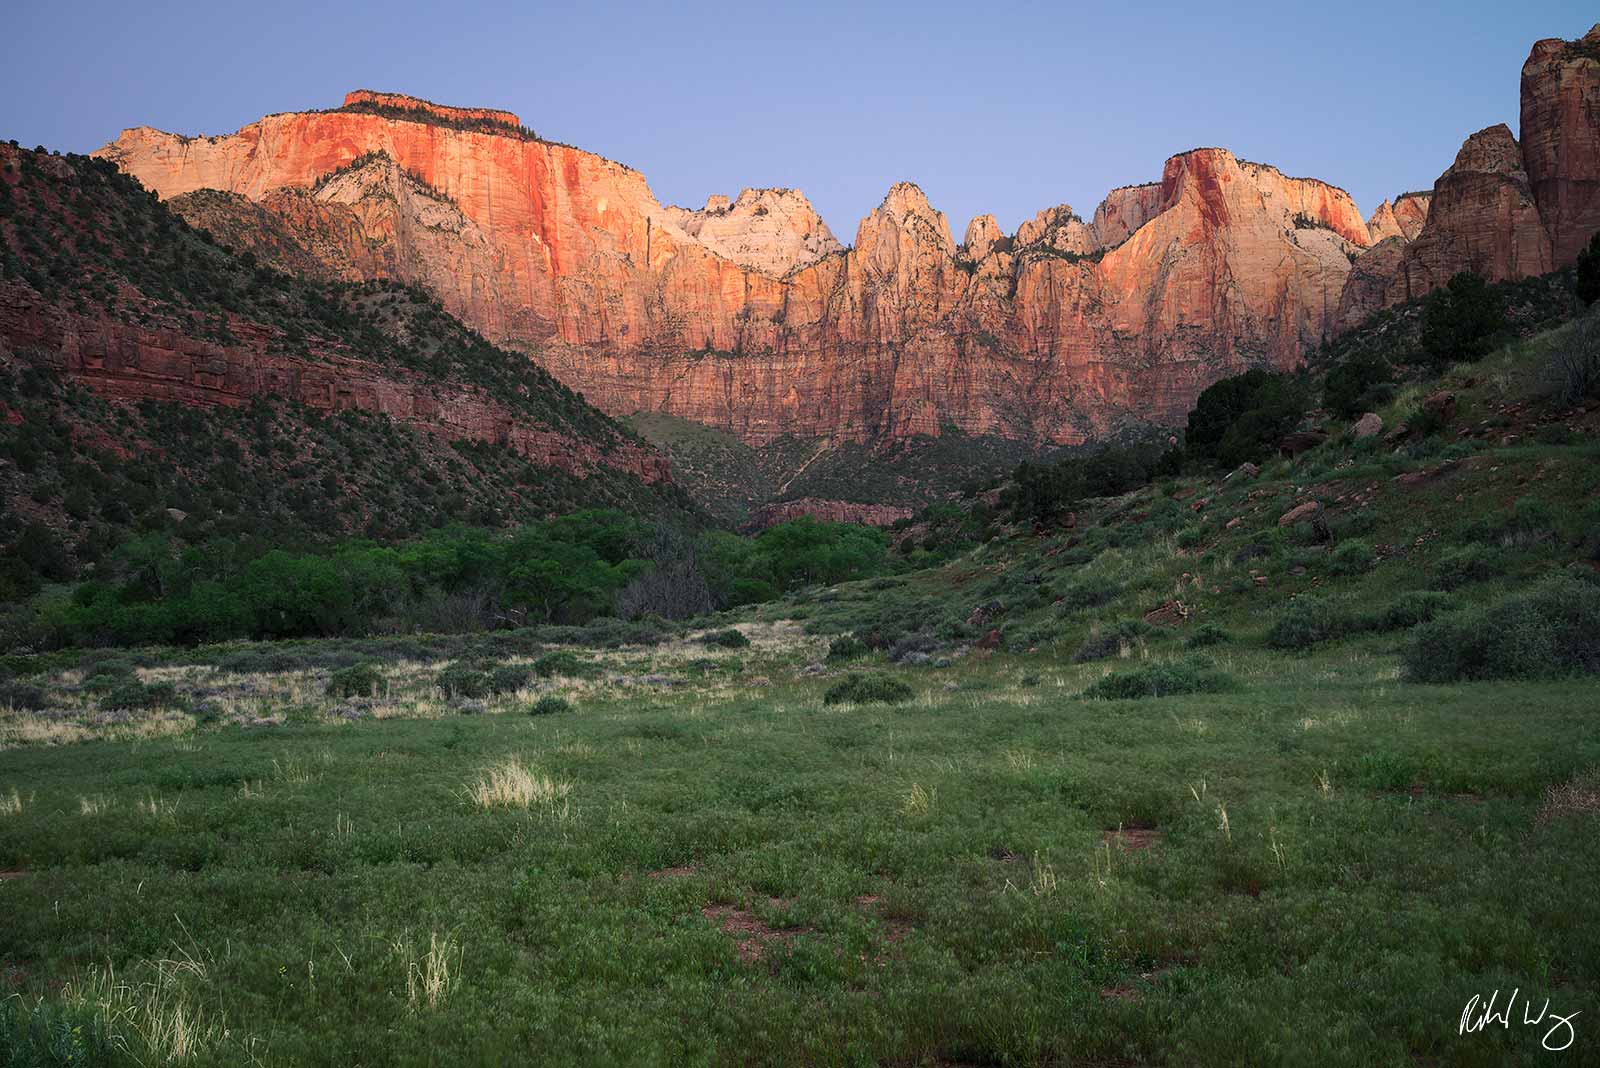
[101,92,1385,446]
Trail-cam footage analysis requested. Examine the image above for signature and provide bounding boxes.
[1460,988,1581,1052]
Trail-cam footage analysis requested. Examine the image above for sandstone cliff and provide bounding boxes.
[99,93,1377,447]
[1336,24,1599,327]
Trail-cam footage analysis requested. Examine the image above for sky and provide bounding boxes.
[3,1,1595,241]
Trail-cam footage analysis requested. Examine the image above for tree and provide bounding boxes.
[1420,272,1505,366]
[1323,352,1393,419]
[1578,230,1600,306]
[1186,370,1307,464]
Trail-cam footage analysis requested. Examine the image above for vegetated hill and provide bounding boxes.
[772,291,1600,666]
[0,143,697,592]
[623,412,1061,526]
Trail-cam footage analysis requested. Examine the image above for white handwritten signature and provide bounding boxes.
[1460,988,1581,1051]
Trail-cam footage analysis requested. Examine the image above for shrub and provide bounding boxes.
[1328,540,1376,576]
[528,695,572,716]
[1541,314,1600,406]
[1434,545,1508,590]
[101,679,177,710]
[1324,352,1393,420]
[1402,572,1600,682]
[327,662,385,699]
[1072,620,1150,663]
[1368,591,1455,631]
[1185,369,1308,465]
[1058,577,1120,611]
[823,674,914,706]
[0,680,47,710]
[1267,597,1351,650]
[533,651,593,678]
[1185,622,1232,648]
[889,632,941,663]
[1082,658,1236,700]
[437,664,492,700]
[698,628,750,649]
[825,635,869,662]
[489,665,531,693]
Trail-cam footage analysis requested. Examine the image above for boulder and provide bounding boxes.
[1278,500,1323,527]
[1353,413,1384,439]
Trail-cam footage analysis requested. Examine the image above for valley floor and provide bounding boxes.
[2,631,1596,1066]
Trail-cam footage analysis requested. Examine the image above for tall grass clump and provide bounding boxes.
[1402,572,1600,682]
[468,760,572,815]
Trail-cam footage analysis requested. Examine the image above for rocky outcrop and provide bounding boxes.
[340,90,524,131]
[98,93,1380,448]
[1521,25,1600,265]
[662,188,843,277]
[745,497,913,530]
[1392,192,1432,240]
[1338,125,1553,326]
[1337,24,1598,327]
[0,281,670,483]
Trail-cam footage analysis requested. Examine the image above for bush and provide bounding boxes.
[698,628,750,649]
[533,651,593,678]
[327,662,385,699]
[1267,597,1352,650]
[1541,313,1600,406]
[1434,545,1508,590]
[1402,572,1600,682]
[1082,658,1236,700]
[823,674,915,706]
[1186,370,1309,465]
[102,679,178,710]
[1328,540,1376,576]
[1368,591,1455,631]
[1058,577,1120,610]
[437,664,491,700]
[1185,622,1232,648]
[825,635,869,662]
[0,680,47,710]
[1324,353,1393,420]
[528,695,572,716]
[1072,620,1150,663]
[489,665,532,693]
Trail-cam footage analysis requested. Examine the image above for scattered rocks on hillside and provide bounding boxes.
[1143,600,1190,627]
[1278,500,1322,527]
[1226,462,1260,481]
[1423,390,1458,422]
[1353,412,1383,439]
[966,601,1006,626]
[1279,430,1328,457]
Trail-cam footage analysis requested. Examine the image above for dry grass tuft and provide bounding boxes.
[1537,767,1600,825]
[900,782,935,818]
[79,794,114,817]
[1,786,21,817]
[468,759,572,816]
[402,931,461,1010]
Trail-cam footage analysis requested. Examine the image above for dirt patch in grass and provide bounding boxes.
[1103,825,1164,850]
[988,846,1024,863]
[0,869,27,880]
[648,865,699,879]
[702,899,814,964]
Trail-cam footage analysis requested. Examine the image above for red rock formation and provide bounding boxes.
[1337,24,1598,326]
[1392,192,1432,240]
[745,498,913,530]
[1337,126,1553,326]
[0,282,670,483]
[1521,25,1600,265]
[98,94,1376,447]
[342,90,524,131]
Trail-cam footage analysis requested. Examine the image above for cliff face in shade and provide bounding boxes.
[98,94,1375,447]
[0,283,670,484]
[1336,24,1599,327]
[1521,26,1600,265]
[745,498,914,531]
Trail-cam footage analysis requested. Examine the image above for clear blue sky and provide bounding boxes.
[2,1,1594,239]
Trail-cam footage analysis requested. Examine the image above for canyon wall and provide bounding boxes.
[1337,24,1600,327]
[98,99,1373,447]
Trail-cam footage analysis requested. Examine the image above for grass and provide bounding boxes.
[1,633,1596,1066]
